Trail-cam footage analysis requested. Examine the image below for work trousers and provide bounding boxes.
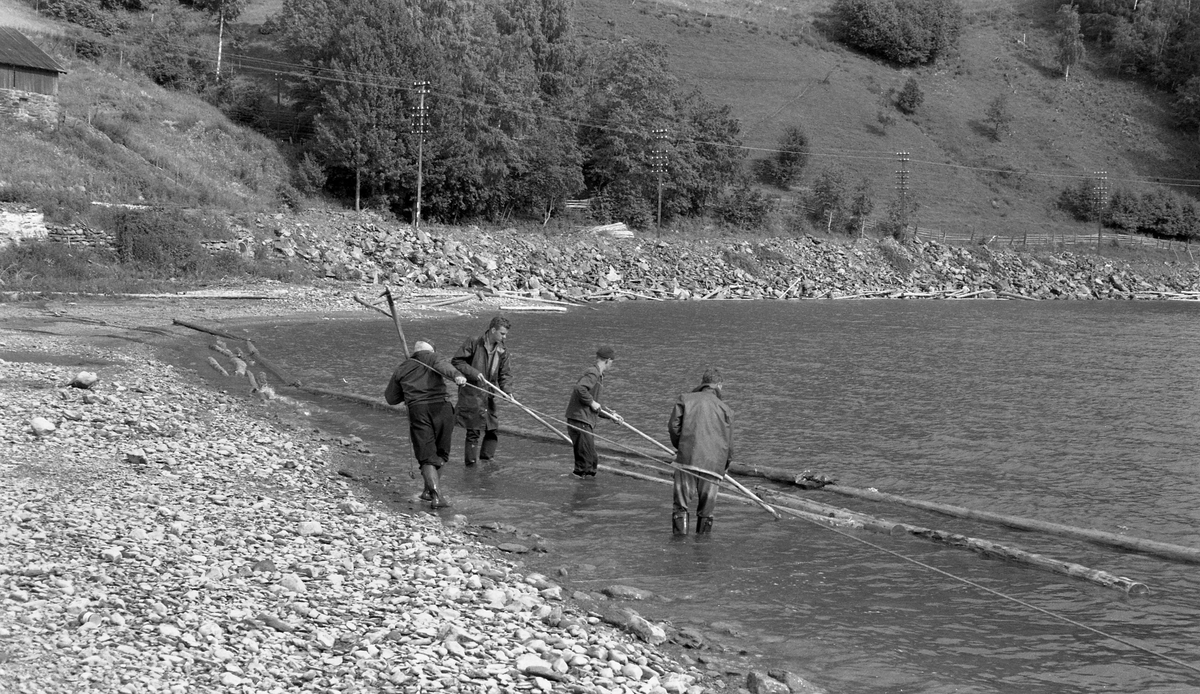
[568,421,597,476]
[408,401,453,467]
[463,427,499,464]
[673,468,719,519]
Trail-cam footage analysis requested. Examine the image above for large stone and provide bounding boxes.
[30,417,56,437]
[70,372,99,389]
[747,670,790,694]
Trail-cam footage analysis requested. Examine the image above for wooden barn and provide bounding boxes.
[0,27,67,122]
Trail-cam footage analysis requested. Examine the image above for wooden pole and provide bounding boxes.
[606,409,779,519]
[381,287,410,355]
[477,374,571,443]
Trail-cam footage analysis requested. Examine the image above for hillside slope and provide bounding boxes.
[577,0,1200,237]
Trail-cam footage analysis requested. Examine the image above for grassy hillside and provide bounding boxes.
[576,0,1200,237]
[0,0,293,221]
[3,0,1197,241]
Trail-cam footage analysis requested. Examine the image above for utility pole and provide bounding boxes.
[650,128,669,232]
[1092,171,1107,250]
[895,152,910,241]
[410,80,431,230]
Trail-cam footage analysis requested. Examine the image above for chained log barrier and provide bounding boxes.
[727,460,1200,565]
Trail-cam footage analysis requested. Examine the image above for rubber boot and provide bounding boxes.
[672,512,689,536]
[421,465,451,508]
[696,516,713,534]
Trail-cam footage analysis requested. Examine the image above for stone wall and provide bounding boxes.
[0,87,59,124]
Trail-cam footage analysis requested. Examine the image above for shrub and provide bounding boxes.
[832,0,964,65]
[101,209,208,276]
[294,152,328,196]
[1057,178,1098,221]
[715,177,774,230]
[896,77,924,114]
[756,126,810,189]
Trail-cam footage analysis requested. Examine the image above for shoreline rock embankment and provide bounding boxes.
[261,212,1200,303]
[1,333,773,694]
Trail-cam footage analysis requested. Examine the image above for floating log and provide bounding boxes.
[757,489,1148,593]
[244,341,299,387]
[599,461,862,530]
[898,524,1149,595]
[173,318,244,341]
[823,484,1200,565]
[756,488,902,534]
[727,460,1200,564]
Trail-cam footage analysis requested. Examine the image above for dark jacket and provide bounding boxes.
[384,350,460,409]
[452,334,511,430]
[565,364,611,428]
[668,385,733,474]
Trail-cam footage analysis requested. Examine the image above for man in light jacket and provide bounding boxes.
[668,367,733,535]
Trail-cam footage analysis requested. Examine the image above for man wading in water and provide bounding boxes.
[668,368,733,535]
[565,345,623,478]
[452,316,512,466]
[384,341,467,508]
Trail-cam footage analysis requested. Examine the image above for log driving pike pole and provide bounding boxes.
[381,287,410,356]
[477,374,571,444]
[603,408,781,520]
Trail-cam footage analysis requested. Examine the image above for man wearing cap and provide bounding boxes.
[565,345,623,478]
[385,340,467,508]
[668,367,733,534]
[452,316,512,466]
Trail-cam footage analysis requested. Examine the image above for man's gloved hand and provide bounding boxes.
[590,401,602,412]
[454,375,466,386]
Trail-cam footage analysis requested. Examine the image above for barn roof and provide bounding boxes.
[0,27,67,74]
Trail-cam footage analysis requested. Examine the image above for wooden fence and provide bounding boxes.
[913,226,1195,254]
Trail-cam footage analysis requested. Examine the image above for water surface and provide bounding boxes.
[170,300,1200,693]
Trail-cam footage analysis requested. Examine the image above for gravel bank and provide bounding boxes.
[0,294,821,694]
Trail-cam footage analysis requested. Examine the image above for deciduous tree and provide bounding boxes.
[1056,4,1086,79]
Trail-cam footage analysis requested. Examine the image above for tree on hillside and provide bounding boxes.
[1056,4,1086,80]
[809,167,848,232]
[187,0,248,81]
[896,77,924,115]
[849,178,875,236]
[831,0,964,65]
[1173,76,1200,143]
[764,125,810,190]
[985,94,1013,141]
[578,41,743,227]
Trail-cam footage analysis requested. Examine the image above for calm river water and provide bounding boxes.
[171,300,1200,693]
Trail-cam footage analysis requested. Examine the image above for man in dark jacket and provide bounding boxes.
[565,345,623,478]
[385,340,467,508]
[668,367,733,535]
[452,316,512,466]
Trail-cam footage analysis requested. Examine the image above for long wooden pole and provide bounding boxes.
[381,287,410,355]
[476,374,571,444]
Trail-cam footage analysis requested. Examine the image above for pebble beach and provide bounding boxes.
[0,288,824,694]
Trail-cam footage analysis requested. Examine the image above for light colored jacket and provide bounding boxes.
[668,385,733,473]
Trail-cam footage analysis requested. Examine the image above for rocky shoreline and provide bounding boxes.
[0,298,822,694]
[258,211,1200,302]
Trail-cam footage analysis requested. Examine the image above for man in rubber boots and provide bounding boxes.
[384,340,466,508]
[668,367,733,535]
[565,345,623,478]
[452,316,512,466]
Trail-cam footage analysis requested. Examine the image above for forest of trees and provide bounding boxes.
[272,0,744,226]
